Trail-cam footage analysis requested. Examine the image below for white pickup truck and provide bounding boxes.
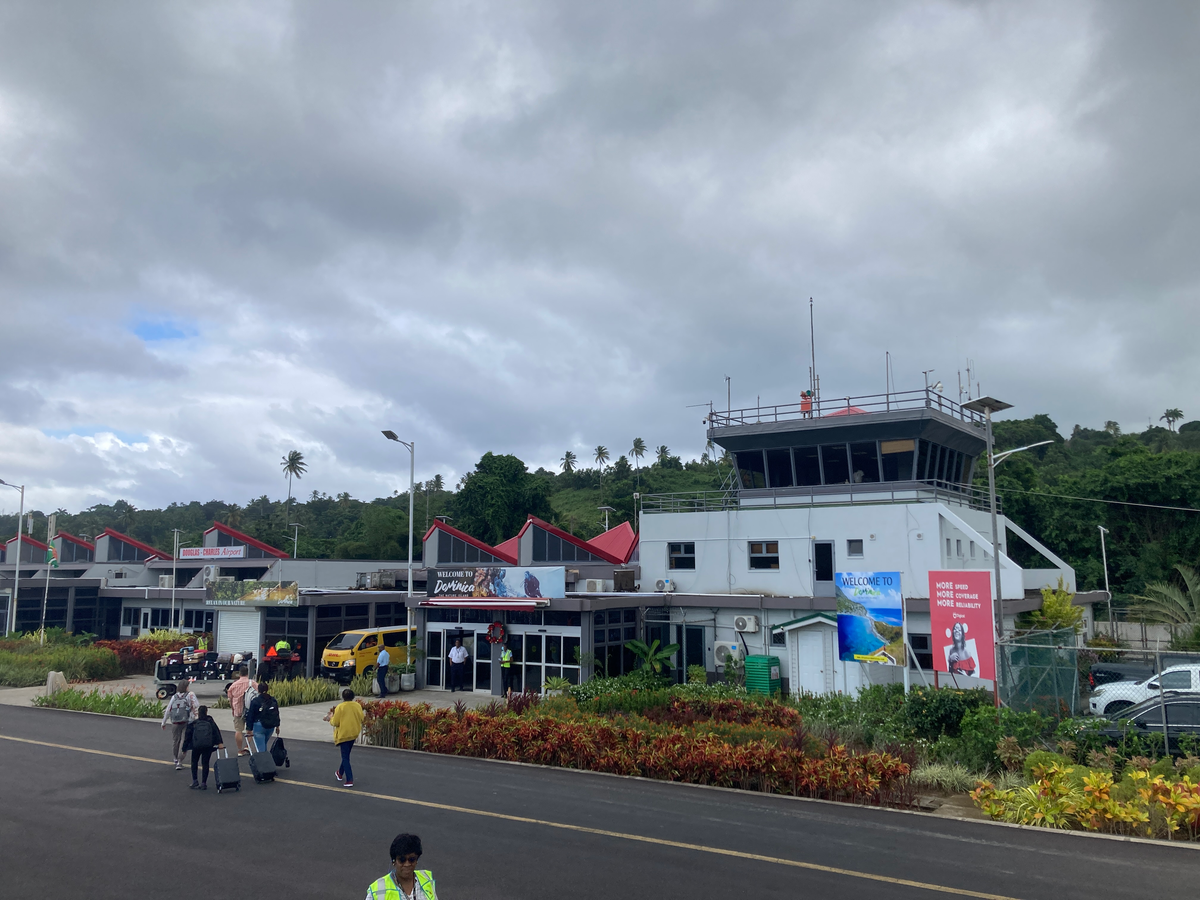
[1089,664,1200,717]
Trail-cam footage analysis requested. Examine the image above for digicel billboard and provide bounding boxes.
[928,570,995,681]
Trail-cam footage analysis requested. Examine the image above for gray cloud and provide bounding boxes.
[0,1,1197,511]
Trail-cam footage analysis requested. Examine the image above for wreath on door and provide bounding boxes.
[485,621,507,644]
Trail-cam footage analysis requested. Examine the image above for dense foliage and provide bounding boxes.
[0,641,122,687]
[33,687,163,718]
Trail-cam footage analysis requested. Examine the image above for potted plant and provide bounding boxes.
[399,637,425,691]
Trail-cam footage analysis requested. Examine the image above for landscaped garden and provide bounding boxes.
[0,628,211,687]
[33,686,163,718]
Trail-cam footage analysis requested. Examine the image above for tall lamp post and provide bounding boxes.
[381,432,416,657]
[963,397,1014,649]
[289,523,305,559]
[0,478,24,636]
[1099,525,1113,639]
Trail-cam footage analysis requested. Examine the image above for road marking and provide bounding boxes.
[0,733,1021,900]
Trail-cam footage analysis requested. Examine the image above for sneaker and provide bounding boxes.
[200,784,208,791]
[189,782,200,790]
[335,770,343,782]
[175,761,183,771]
[343,781,354,787]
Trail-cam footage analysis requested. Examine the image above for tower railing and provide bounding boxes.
[706,388,984,428]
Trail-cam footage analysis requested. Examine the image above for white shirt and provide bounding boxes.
[448,646,468,664]
[377,648,390,667]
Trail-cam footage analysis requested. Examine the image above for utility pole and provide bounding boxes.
[0,479,24,636]
[1099,526,1114,639]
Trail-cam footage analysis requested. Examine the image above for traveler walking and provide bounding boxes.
[226,666,253,755]
[376,645,390,698]
[324,688,365,788]
[245,681,281,752]
[500,643,514,697]
[160,680,198,769]
[366,833,438,900]
[185,705,225,790]
[447,639,468,693]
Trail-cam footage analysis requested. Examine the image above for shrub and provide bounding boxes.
[33,687,162,718]
[901,687,993,742]
[269,677,340,708]
[910,762,977,793]
[568,670,669,702]
[0,646,122,687]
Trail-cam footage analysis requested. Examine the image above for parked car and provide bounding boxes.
[1095,696,1200,756]
[1088,653,1200,690]
[1088,664,1200,716]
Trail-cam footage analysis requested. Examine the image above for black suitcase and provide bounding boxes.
[270,736,290,768]
[214,747,241,793]
[249,747,277,783]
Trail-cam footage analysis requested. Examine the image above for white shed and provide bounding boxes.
[774,613,904,697]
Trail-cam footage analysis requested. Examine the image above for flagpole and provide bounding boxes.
[40,513,56,645]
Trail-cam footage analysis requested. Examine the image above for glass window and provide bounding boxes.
[880,439,915,481]
[847,539,864,557]
[1134,706,1163,725]
[593,611,605,626]
[547,534,562,561]
[608,628,621,642]
[917,440,932,480]
[532,527,547,561]
[545,636,562,665]
[766,448,794,488]
[849,443,880,483]
[460,609,493,623]
[624,626,636,640]
[608,610,622,624]
[1160,670,1192,690]
[506,610,542,626]
[668,542,696,570]
[464,542,479,563]
[544,610,581,627]
[564,636,580,665]
[735,451,767,489]
[820,445,850,484]
[624,609,636,623]
[426,608,458,623]
[956,540,963,557]
[748,541,780,570]
[794,447,821,486]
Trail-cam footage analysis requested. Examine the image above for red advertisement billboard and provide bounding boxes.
[928,571,995,681]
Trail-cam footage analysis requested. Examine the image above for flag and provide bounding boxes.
[46,544,59,568]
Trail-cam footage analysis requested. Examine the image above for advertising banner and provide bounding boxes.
[929,571,994,680]
[427,566,564,603]
[205,580,298,607]
[836,571,905,666]
[181,546,246,560]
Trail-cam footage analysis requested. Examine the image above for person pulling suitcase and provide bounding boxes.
[185,705,224,791]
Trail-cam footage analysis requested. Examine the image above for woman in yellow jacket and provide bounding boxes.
[324,687,365,787]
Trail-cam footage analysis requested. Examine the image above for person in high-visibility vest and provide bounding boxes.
[274,639,291,655]
[500,643,514,697]
[366,833,438,900]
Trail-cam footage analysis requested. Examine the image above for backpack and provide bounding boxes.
[168,692,192,724]
[258,696,280,730]
[191,718,216,750]
[243,682,259,714]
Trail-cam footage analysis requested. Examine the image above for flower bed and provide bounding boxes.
[94,633,214,675]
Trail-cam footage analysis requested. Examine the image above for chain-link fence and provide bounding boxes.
[998,628,1081,718]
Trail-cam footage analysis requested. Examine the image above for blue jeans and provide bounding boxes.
[253,723,273,753]
[337,740,355,783]
[377,665,389,698]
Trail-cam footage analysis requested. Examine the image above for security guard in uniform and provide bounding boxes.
[500,643,514,697]
[366,833,438,900]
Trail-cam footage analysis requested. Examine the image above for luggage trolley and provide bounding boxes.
[154,649,256,699]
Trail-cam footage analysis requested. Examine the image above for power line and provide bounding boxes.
[999,486,1200,514]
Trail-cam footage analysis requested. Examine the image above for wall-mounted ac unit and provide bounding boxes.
[654,578,676,592]
[584,579,609,593]
[158,575,174,589]
[369,571,396,590]
[215,575,236,583]
[733,614,759,633]
[714,641,743,668]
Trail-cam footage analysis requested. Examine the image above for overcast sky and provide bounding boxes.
[1,1,1197,514]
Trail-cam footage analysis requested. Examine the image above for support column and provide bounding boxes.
[65,587,76,634]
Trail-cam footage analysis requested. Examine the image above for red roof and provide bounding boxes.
[587,521,639,564]
[56,531,96,551]
[203,522,289,559]
[517,516,625,565]
[5,534,50,552]
[826,406,867,417]
[100,527,171,560]
[493,536,520,562]
[421,521,518,564]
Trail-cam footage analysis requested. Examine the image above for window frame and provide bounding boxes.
[668,542,696,570]
[748,540,780,570]
[846,539,864,558]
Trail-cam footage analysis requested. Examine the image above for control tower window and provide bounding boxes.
[735,451,767,489]
[820,444,850,484]
[881,440,915,481]
[849,443,881,483]
[766,448,794,488]
[794,447,821,486]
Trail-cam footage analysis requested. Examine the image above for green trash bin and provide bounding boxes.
[744,654,782,696]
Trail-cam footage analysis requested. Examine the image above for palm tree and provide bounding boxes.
[225,504,243,528]
[656,444,671,466]
[114,500,137,533]
[1136,565,1200,627]
[626,638,681,674]
[630,438,646,487]
[281,450,307,524]
[1161,409,1184,432]
[594,446,609,500]
[560,450,577,474]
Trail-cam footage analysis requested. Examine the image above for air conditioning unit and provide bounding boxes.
[733,615,759,633]
[654,578,676,592]
[584,579,608,593]
[714,641,743,668]
[158,575,174,589]
[215,575,236,583]
[369,571,396,590]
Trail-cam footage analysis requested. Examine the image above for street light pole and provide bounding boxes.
[0,479,24,636]
[171,529,182,632]
[1099,525,1113,639]
[382,432,416,657]
[289,523,305,559]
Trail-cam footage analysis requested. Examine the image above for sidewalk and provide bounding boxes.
[0,676,497,743]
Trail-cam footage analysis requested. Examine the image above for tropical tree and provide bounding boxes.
[656,444,671,466]
[1136,565,1200,627]
[114,500,137,533]
[1161,409,1184,432]
[625,638,680,674]
[594,445,609,499]
[455,452,554,545]
[630,437,646,487]
[561,450,577,474]
[224,504,243,528]
[281,450,307,526]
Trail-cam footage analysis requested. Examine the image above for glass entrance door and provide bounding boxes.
[474,631,491,692]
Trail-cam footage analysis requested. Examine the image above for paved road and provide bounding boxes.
[1,706,1197,899]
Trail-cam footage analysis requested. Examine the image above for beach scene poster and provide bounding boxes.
[836,571,905,666]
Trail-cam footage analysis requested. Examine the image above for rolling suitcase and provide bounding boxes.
[249,743,277,783]
[270,736,290,769]
[214,746,241,793]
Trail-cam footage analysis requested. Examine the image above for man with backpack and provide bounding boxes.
[160,680,198,770]
[185,705,225,790]
[244,681,281,753]
[226,666,254,756]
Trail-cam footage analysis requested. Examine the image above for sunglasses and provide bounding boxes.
[395,855,420,865]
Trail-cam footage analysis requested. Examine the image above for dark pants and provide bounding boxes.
[337,740,355,783]
[449,662,466,692]
[191,748,213,784]
[501,667,515,694]
[376,665,389,698]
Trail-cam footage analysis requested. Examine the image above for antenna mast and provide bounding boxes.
[809,297,818,403]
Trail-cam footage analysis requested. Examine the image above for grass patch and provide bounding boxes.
[33,687,163,718]
[268,676,340,707]
[0,646,122,687]
[910,763,978,793]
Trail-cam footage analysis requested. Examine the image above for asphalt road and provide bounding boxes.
[1,705,1197,899]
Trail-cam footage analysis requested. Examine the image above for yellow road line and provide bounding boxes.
[0,733,1022,900]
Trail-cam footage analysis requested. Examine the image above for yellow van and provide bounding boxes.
[321,626,412,683]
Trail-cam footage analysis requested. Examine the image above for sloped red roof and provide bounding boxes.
[5,534,50,552]
[517,516,625,565]
[56,531,96,551]
[100,527,170,559]
[493,536,520,563]
[203,522,289,559]
[586,521,638,564]
[421,520,517,564]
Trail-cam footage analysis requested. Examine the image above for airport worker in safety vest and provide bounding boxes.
[500,644,515,697]
[367,833,438,900]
